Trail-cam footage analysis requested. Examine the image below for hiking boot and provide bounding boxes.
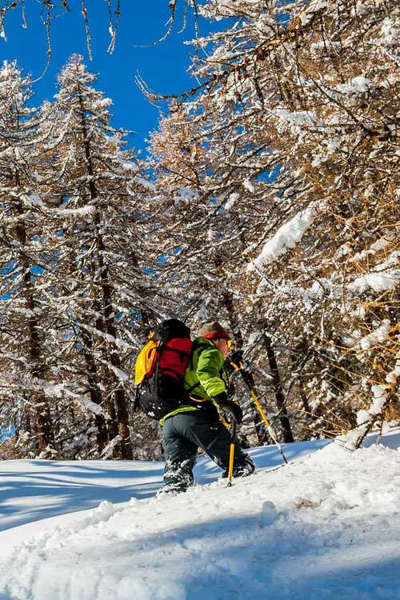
[163,458,194,495]
[221,455,255,478]
[156,486,183,498]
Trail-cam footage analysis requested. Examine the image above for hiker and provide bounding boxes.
[161,320,255,494]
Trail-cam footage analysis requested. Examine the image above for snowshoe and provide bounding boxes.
[221,455,255,478]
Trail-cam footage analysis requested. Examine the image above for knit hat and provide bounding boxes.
[198,321,231,340]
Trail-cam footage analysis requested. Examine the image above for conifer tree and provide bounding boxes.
[147,0,400,443]
[0,60,55,455]
[147,101,286,445]
[36,54,156,458]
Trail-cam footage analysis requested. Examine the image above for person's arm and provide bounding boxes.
[196,346,225,398]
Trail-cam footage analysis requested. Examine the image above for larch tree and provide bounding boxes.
[0,60,56,455]
[146,93,292,445]
[230,0,400,445]
[145,1,299,444]
[147,0,400,445]
[36,54,157,459]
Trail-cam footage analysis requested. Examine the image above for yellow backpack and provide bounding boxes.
[134,339,159,385]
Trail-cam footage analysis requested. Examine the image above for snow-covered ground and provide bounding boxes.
[1,430,400,600]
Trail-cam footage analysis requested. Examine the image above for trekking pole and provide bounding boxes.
[230,361,288,465]
[227,416,237,487]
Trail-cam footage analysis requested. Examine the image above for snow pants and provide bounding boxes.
[162,409,253,492]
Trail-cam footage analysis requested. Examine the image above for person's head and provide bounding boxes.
[198,321,231,357]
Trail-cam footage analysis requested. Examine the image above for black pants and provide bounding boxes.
[162,409,249,491]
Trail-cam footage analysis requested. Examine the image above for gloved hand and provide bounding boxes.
[224,350,243,374]
[214,392,243,424]
[229,350,244,365]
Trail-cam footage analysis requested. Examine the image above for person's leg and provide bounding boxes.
[162,415,198,493]
[176,410,255,476]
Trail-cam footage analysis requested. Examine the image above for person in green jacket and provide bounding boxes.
[161,320,255,494]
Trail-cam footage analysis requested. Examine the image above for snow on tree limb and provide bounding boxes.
[250,203,321,270]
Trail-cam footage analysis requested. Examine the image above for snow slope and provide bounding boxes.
[1,431,400,600]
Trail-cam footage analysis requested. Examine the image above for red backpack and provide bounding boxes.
[134,319,195,420]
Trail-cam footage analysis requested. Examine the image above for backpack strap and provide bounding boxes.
[184,339,214,398]
[188,339,211,370]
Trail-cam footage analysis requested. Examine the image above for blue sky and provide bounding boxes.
[0,1,220,154]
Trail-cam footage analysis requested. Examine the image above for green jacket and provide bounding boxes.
[160,337,228,424]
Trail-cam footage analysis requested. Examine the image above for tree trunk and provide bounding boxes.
[223,290,244,347]
[14,184,52,452]
[263,330,294,443]
[223,291,267,442]
[80,327,110,451]
[78,94,133,459]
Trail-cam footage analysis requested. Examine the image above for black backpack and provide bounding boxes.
[134,319,195,420]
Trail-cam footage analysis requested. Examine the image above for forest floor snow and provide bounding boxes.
[0,430,400,599]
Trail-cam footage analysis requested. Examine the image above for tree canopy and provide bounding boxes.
[1,0,400,459]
